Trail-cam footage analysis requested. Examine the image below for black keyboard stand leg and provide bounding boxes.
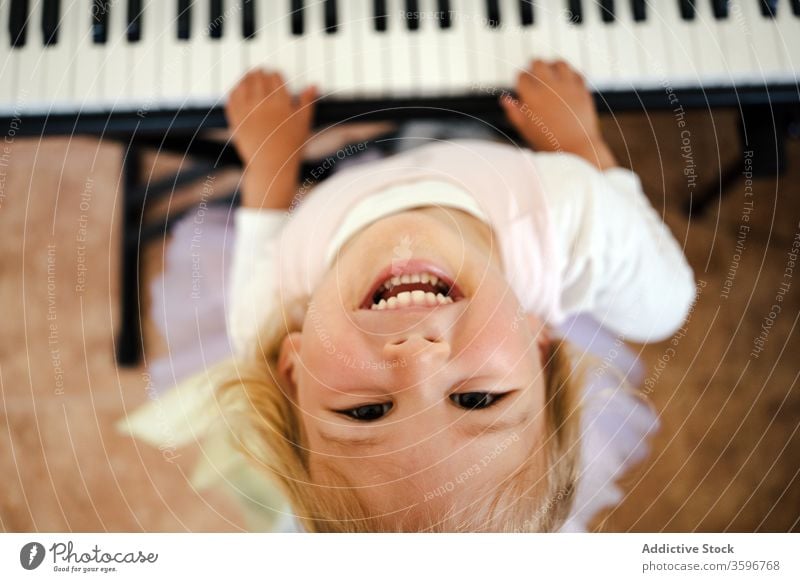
[116,144,145,367]
[113,135,242,367]
[685,158,743,217]
[687,104,787,217]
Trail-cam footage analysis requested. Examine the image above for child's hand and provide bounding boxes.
[225,69,317,209]
[501,60,617,171]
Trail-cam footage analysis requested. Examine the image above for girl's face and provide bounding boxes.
[278,209,551,527]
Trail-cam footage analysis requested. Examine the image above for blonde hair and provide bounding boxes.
[216,304,584,532]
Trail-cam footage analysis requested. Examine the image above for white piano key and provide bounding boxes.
[299,1,329,91]
[404,4,423,95]
[187,0,218,105]
[218,0,245,93]
[102,0,133,106]
[497,0,528,85]
[384,0,416,97]
[262,1,303,93]
[659,0,699,86]
[349,0,385,97]
[323,0,360,97]
[72,0,106,111]
[774,0,800,74]
[689,0,728,85]
[717,0,756,83]
[245,0,270,71]
[127,0,160,105]
[739,0,786,79]
[437,1,472,95]
[543,1,583,72]
[462,0,502,90]
[2,0,798,118]
[580,0,617,89]
[0,0,17,109]
[14,0,45,108]
[41,0,76,109]
[607,0,643,87]
[628,0,670,87]
[412,0,447,96]
[156,0,188,104]
[522,1,557,63]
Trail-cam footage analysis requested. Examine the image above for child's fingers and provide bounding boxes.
[269,71,286,89]
[295,86,318,129]
[572,67,587,87]
[554,60,584,85]
[553,60,573,78]
[499,94,514,120]
[527,59,555,85]
[302,84,318,103]
[254,70,273,97]
[515,69,538,99]
[499,93,527,129]
[297,85,318,110]
[226,70,261,118]
[231,69,257,100]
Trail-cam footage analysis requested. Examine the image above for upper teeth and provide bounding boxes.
[371,291,453,310]
[369,271,454,310]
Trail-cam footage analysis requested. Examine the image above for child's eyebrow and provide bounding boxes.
[315,430,385,449]
[456,409,533,438]
[316,409,532,449]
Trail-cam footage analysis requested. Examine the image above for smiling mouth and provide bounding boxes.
[359,267,466,311]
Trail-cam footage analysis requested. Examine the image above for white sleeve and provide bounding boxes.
[227,207,287,357]
[535,152,696,343]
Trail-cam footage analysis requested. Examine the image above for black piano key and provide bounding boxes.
[568,0,583,24]
[486,0,500,27]
[793,0,800,16]
[291,0,304,35]
[127,0,143,42]
[325,0,338,33]
[406,0,419,31]
[631,0,646,21]
[374,0,387,31]
[242,0,255,38]
[759,0,778,17]
[177,0,191,40]
[600,0,615,22]
[519,0,534,25]
[210,0,223,38]
[438,0,452,28]
[678,0,696,20]
[711,0,729,19]
[92,0,110,44]
[9,0,29,47]
[42,0,60,46]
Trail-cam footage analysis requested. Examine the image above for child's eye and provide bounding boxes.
[450,392,506,410]
[338,402,392,421]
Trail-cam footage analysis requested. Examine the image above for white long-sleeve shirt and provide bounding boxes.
[227,140,696,357]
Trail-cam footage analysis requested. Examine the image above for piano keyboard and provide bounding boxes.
[1,0,798,118]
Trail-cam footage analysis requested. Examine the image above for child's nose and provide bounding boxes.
[382,334,451,367]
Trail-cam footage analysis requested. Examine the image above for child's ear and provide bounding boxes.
[277,332,303,393]
[525,314,551,363]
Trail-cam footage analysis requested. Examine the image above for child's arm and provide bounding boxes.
[503,60,695,342]
[223,70,315,357]
[501,59,617,171]
[225,70,317,210]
